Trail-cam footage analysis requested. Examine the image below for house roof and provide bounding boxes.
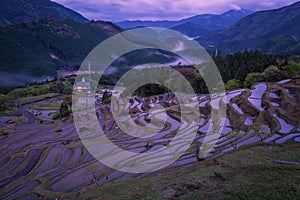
[75,82,90,88]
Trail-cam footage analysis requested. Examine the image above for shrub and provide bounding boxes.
[53,95,72,119]
[102,90,112,104]
[282,62,300,77]
[225,79,242,90]
[261,65,287,82]
[243,73,263,88]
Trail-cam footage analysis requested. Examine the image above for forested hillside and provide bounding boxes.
[0,0,88,26]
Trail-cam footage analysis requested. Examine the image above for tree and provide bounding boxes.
[261,65,287,82]
[171,67,202,93]
[59,102,71,117]
[53,96,72,119]
[243,72,263,88]
[63,86,72,95]
[0,94,9,111]
[213,50,281,83]
[282,62,300,78]
[225,79,242,90]
[102,90,112,104]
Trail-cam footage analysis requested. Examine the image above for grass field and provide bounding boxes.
[19,93,60,105]
[30,102,60,110]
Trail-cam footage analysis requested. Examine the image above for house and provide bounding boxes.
[74,77,91,93]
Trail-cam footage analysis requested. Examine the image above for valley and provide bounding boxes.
[1,0,300,199]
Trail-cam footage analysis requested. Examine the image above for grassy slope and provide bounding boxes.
[19,93,60,104]
[30,102,60,110]
[36,142,300,199]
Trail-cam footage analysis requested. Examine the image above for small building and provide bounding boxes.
[74,77,91,93]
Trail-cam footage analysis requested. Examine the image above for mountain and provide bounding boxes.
[116,9,253,35]
[177,9,253,32]
[0,0,180,87]
[0,18,122,83]
[197,2,300,54]
[116,20,179,29]
[0,0,123,87]
[171,22,210,38]
[0,18,178,87]
[0,0,88,26]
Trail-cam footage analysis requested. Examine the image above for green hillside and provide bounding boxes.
[0,0,88,26]
[0,18,122,78]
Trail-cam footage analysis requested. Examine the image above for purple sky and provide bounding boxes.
[53,0,299,21]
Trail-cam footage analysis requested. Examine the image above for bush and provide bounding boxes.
[0,94,14,112]
[261,65,287,82]
[52,112,60,119]
[225,79,242,90]
[102,90,112,104]
[59,102,72,117]
[282,62,300,77]
[53,96,72,119]
[0,94,9,111]
[63,86,73,95]
[243,73,263,88]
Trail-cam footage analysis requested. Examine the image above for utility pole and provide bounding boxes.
[86,61,91,108]
[168,67,171,96]
[215,48,218,58]
[88,61,91,93]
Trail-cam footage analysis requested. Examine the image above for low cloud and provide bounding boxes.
[0,72,53,87]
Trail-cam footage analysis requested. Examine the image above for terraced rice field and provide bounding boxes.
[0,78,300,199]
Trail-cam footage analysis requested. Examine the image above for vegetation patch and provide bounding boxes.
[67,142,300,200]
[19,93,60,105]
[30,102,60,111]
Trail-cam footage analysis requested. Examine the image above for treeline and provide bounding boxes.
[214,50,286,82]
[100,50,300,96]
[0,77,74,113]
[214,50,300,90]
[134,51,300,95]
[7,77,74,98]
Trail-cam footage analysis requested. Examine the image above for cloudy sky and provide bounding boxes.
[53,0,299,21]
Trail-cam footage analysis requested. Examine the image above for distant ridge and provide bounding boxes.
[197,1,300,54]
[171,22,210,38]
[116,9,253,34]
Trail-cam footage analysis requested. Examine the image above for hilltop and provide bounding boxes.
[0,0,88,26]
